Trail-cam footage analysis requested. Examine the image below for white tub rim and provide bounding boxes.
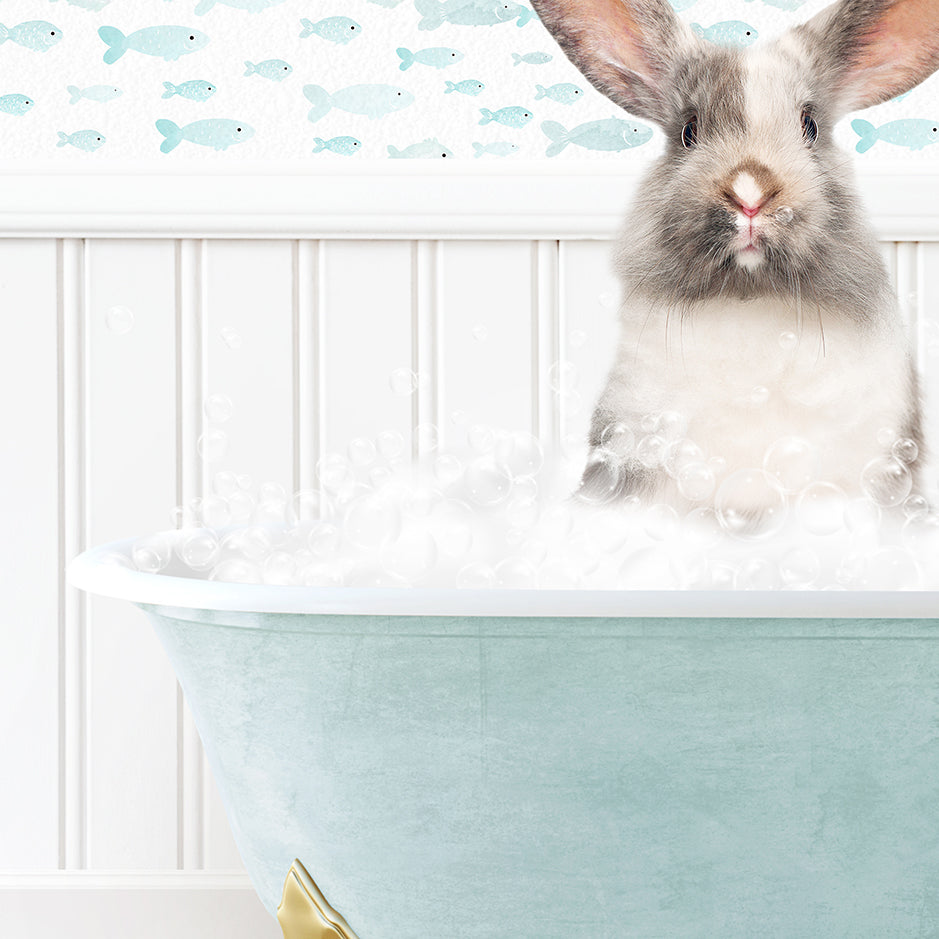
[68,532,939,620]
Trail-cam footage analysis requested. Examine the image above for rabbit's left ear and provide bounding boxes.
[797,0,939,113]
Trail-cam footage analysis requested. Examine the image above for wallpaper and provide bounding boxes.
[0,0,936,165]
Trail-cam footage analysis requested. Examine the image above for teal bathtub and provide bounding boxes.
[71,535,939,938]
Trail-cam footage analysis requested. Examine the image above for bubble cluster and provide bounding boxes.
[124,420,939,592]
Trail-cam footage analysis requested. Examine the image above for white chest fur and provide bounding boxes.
[601,296,913,496]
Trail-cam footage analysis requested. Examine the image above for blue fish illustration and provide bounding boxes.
[244,59,291,81]
[194,0,285,14]
[98,26,208,64]
[303,83,414,121]
[397,46,463,70]
[0,21,63,52]
[445,79,485,95]
[691,21,757,47]
[542,118,652,156]
[312,136,362,155]
[535,83,584,104]
[472,141,519,157]
[415,0,533,29]
[162,80,215,101]
[156,117,253,152]
[479,106,532,128]
[68,84,122,104]
[512,51,552,66]
[0,94,34,116]
[387,137,452,159]
[852,118,939,153]
[299,17,360,43]
[57,129,105,151]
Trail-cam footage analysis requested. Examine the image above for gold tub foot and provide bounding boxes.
[277,858,361,939]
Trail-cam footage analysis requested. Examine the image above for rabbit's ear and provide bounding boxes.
[530,0,695,124]
[797,0,939,113]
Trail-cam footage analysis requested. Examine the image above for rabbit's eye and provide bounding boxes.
[801,108,818,146]
[681,114,698,149]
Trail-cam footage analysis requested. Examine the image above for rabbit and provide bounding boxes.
[529,0,938,516]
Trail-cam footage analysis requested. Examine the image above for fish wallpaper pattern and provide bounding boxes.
[0,0,936,164]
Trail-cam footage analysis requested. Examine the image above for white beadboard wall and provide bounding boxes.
[1,166,938,939]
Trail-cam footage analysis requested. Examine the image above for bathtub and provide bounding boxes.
[70,531,939,938]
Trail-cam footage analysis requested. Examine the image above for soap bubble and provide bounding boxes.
[763,436,818,493]
[223,526,272,561]
[105,305,134,335]
[201,494,232,528]
[348,437,377,467]
[779,546,820,586]
[575,449,621,505]
[209,558,260,583]
[298,563,343,587]
[864,546,921,589]
[465,456,513,506]
[450,409,467,425]
[513,475,538,502]
[636,434,667,469]
[494,431,544,478]
[376,430,405,460]
[618,547,682,589]
[197,429,228,463]
[389,367,418,396]
[433,500,474,557]
[472,324,488,342]
[902,494,929,521]
[749,385,770,407]
[892,437,919,465]
[664,438,704,479]
[263,551,297,585]
[132,534,171,573]
[213,470,240,498]
[227,490,255,523]
[434,453,463,486]
[876,427,898,447]
[844,497,881,536]
[538,559,582,589]
[506,497,540,530]
[539,502,574,540]
[494,556,538,588]
[547,360,578,393]
[456,562,496,588]
[345,494,402,549]
[677,461,716,502]
[737,557,781,590]
[317,453,352,492]
[859,456,912,507]
[308,522,342,559]
[778,330,798,352]
[902,512,939,552]
[599,422,635,458]
[290,488,331,524]
[657,411,688,441]
[467,424,496,453]
[203,393,233,424]
[683,506,723,550]
[404,484,442,517]
[643,503,679,541]
[381,529,438,581]
[220,327,243,350]
[774,205,794,224]
[796,482,847,536]
[415,422,439,453]
[256,496,288,526]
[715,469,787,539]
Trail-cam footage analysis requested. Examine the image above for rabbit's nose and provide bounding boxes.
[721,162,783,218]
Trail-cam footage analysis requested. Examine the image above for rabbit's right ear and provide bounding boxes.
[530,0,694,124]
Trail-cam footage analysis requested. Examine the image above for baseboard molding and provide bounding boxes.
[0,872,281,939]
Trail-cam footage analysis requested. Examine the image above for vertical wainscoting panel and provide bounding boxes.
[557,240,622,452]
[437,241,535,445]
[318,240,414,454]
[0,240,60,870]
[200,239,294,871]
[915,243,939,482]
[84,240,179,869]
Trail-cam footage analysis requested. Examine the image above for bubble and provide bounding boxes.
[227,490,255,523]
[600,422,635,458]
[465,456,513,506]
[859,456,912,507]
[657,411,688,441]
[467,424,496,453]
[347,568,411,589]
[317,453,352,492]
[715,468,788,539]
[450,409,467,425]
[345,494,402,549]
[376,430,405,460]
[263,550,297,585]
[457,562,496,588]
[844,497,881,535]
[201,494,232,528]
[100,550,133,569]
[520,537,548,566]
[209,558,260,583]
[291,488,331,523]
[389,367,418,396]
[749,385,770,407]
[643,503,679,541]
[298,563,343,587]
[547,360,578,393]
[774,205,794,224]
[618,547,682,589]
[471,324,488,342]
[636,434,667,469]
[902,512,939,552]
[381,529,438,581]
[902,494,930,521]
[203,393,233,424]
[575,449,621,505]
[763,436,819,493]
[237,474,252,491]
[539,559,583,589]
[779,546,820,586]
[256,497,288,526]
[105,305,134,334]
[513,475,539,503]
[664,438,704,479]
[796,482,848,536]
[404,484,441,517]
[568,329,587,348]
[132,534,171,573]
[683,506,723,551]
[539,503,574,540]
[876,426,898,448]
[677,461,716,502]
[494,556,538,588]
[494,431,544,477]
[433,453,463,486]
[348,437,377,467]
[737,557,781,590]
[197,429,228,463]
[308,521,342,559]
[778,330,798,352]
[506,497,539,530]
[415,422,440,453]
[433,500,474,558]
[213,470,240,498]
[865,546,921,589]
[220,327,243,350]
[223,526,272,561]
[892,437,919,465]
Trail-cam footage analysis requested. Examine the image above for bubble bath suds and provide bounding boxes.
[115,420,939,591]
